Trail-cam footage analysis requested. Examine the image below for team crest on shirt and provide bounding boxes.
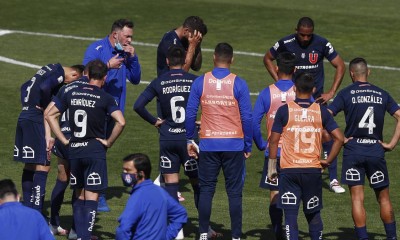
[309,52,318,64]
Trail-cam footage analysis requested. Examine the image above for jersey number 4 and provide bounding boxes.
[358,106,376,134]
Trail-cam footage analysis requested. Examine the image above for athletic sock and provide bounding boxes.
[31,170,48,212]
[50,179,68,226]
[192,183,200,209]
[73,199,86,239]
[71,190,78,231]
[164,182,179,202]
[21,169,34,207]
[305,211,323,240]
[284,209,299,240]
[85,200,98,238]
[269,203,283,239]
[384,221,397,239]
[354,226,369,240]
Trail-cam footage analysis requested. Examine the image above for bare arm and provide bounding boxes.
[316,55,346,104]
[263,51,278,82]
[183,30,202,72]
[97,110,125,148]
[381,109,400,151]
[45,105,68,145]
[321,128,344,168]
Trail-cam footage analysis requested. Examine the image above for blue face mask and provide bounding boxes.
[121,173,137,187]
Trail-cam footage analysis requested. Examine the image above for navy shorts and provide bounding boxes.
[341,154,389,189]
[52,138,69,160]
[259,156,281,191]
[278,172,323,213]
[69,157,108,191]
[198,151,246,195]
[159,140,198,178]
[14,119,49,165]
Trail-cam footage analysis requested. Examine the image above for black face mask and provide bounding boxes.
[121,173,137,187]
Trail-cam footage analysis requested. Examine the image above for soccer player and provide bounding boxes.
[157,16,207,77]
[83,18,141,211]
[264,16,346,193]
[268,72,344,240]
[328,57,400,240]
[134,46,219,239]
[252,52,296,240]
[45,60,125,240]
[45,73,89,237]
[185,42,252,240]
[0,179,54,240]
[116,153,187,240]
[14,63,83,214]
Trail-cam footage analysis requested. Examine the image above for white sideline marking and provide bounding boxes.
[0,29,399,71]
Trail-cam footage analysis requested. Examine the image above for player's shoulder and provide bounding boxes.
[310,34,330,46]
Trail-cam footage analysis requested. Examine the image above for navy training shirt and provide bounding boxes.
[19,63,65,123]
[55,83,119,158]
[328,81,400,157]
[135,69,197,141]
[269,33,338,99]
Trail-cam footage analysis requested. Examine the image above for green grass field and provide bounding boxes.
[1,0,400,239]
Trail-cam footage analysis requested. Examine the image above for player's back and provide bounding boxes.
[19,63,64,121]
[153,69,197,140]
[339,82,394,140]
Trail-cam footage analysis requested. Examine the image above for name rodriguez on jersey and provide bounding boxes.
[162,84,191,94]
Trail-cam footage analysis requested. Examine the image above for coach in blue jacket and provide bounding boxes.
[116,153,187,240]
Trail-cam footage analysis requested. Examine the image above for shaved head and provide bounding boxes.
[349,57,368,77]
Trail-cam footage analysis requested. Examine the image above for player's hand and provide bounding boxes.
[244,152,251,159]
[46,137,55,161]
[154,118,165,128]
[316,91,335,105]
[188,30,202,47]
[108,54,124,69]
[96,138,111,148]
[320,160,331,169]
[187,141,199,159]
[379,140,395,152]
[267,158,278,181]
[123,44,136,58]
[344,136,353,144]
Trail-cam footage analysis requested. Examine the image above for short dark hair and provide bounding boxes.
[87,60,108,80]
[167,46,186,67]
[276,52,297,75]
[0,179,18,200]
[214,42,233,63]
[294,72,315,93]
[349,57,368,76]
[297,17,314,29]
[183,16,207,36]
[123,153,152,179]
[70,64,85,75]
[111,19,134,33]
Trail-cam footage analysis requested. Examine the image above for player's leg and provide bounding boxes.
[21,164,35,207]
[368,156,396,239]
[260,155,283,239]
[221,151,245,239]
[374,186,397,239]
[198,151,222,238]
[322,130,345,193]
[279,173,301,240]
[49,155,69,235]
[302,172,323,240]
[350,185,368,239]
[32,163,50,212]
[159,141,181,202]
